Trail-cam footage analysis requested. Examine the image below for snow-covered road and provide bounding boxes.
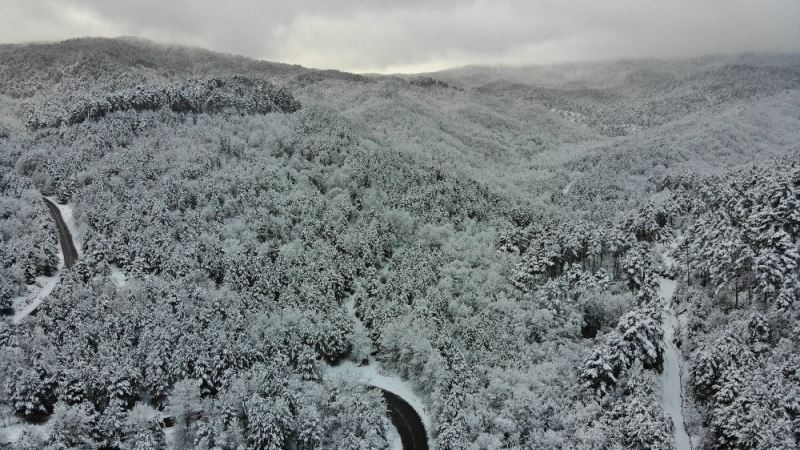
[659,252,692,450]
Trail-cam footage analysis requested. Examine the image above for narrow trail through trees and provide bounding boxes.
[659,250,692,450]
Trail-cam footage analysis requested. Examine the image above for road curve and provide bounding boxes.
[42,196,78,268]
[381,389,429,450]
[160,389,429,448]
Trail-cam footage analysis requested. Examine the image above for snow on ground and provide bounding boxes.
[44,196,81,256]
[659,277,678,307]
[163,425,175,448]
[12,272,61,324]
[659,244,693,450]
[0,424,24,445]
[0,404,50,446]
[0,406,22,445]
[384,417,403,450]
[561,180,575,195]
[110,264,128,287]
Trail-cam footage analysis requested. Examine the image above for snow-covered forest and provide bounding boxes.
[0,38,798,449]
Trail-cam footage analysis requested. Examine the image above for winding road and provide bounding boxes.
[42,196,78,268]
[381,389,429,450]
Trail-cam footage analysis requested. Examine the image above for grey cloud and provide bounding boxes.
[1,0,798,73]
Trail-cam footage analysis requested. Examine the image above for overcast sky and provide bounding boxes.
[2,0,799,73]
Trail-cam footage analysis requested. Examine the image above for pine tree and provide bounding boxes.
[245,396,290,450]
[48,401,98,449]
[167,379,203,450]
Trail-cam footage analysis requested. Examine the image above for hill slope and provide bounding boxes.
[0,38,798,449]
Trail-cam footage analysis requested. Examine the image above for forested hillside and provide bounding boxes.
[1,38,798,449]
[664,161,800,448]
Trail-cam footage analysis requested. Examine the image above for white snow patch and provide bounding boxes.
[110,264,128,287]
[163,426,175,448]
[0,411,50,446]
[0,424,24,445]
[659,277,678,305]
[0,406,25,445]
[12,272,61,324]
[562,180,575,195]
[384,417,403,450]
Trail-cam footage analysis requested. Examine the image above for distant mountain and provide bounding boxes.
[0,37,364,98]
[435,54,800,135]
[2,38,798,206]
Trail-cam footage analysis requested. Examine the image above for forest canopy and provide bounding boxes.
[0,38,798,449]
